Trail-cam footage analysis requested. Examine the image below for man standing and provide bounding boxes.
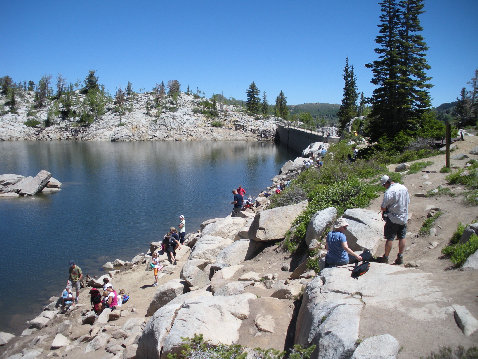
[178,215,186,244]
[377,175,410,265]
[68,260,83,303]
[231,189,243,217]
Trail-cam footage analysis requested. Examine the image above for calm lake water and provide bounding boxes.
[0,141,295,334]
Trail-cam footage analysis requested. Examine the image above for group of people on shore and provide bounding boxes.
[63,172,409,315]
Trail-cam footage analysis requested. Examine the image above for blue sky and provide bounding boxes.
[1,1,477,106]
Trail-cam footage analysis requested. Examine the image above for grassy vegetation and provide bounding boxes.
[211,120,224,127]
[167,334,316,359]
[419,211,442,236]
[442,222,478,267]
[24,119,41,127]
[446,160,478,189]
[269,141,391,252]
[408,161,434,174]
[426,186,455,198]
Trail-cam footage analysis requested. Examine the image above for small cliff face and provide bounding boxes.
[0,92,279,141]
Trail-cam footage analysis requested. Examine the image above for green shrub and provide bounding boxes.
[167,334,316,359]
[442,234,478,267]
[446,161,478,189]
[464,189,478,206]
[24,119,41,127]
[408,161,434,174]
[450,223,466,245]
[426,186,455,198]
[440,166,452,173]
[419,211,442,236]
[211,120,224,127]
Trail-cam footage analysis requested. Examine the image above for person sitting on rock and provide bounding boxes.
[61,284,74,311]
[325,218,362,268]
[102,277,112,291]
[105,287,119,310]
[163,227,181,265]
[89,288,103,314]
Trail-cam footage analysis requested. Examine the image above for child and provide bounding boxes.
[61,284,74,310]
[151,252,163,286]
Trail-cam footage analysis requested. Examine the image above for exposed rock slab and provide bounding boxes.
[453,305,478,336]
[342,208,384,251]
[189,235,234,262]
[201,216,248,240]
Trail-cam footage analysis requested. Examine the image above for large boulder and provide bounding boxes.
[305,207,337,248]
[295,275,363,359]
[10,170,52,196]
[248,201,308,242]
[342,208,384,251]
[463,250,478,270]
[280,157,309,175]
[180,259,210,288]
[351,334,400,359]
[201,217,248,240]
[0,332,15,346]
[189,235,234,262]
[212,239,264,270]
[0,174,23,189]
[146,279,186,316]
[137,293,255,359]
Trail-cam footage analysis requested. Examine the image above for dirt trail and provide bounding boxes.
[363,134,478,358]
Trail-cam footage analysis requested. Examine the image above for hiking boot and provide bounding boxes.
[376,256,389,264]
[153,283,157,287]
[394,255,403,265]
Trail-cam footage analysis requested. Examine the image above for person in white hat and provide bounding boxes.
[178,215,186,244]
[325,218,362,268]
[376,175,410,264]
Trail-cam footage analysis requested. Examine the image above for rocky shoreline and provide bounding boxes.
[1,139,478,358]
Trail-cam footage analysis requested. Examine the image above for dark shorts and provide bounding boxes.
[179,232,185,243]
[384,218,407,241]
[325,256,358,268]
[166,246,176,254]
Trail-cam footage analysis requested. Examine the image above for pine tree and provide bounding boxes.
[126,81,133,97]
[34,75,51,108]
[246,82,261,115]
[337,57,358,134]
[453,88,472,127]
[358,92,366,117]
[56,74,66,99]
[81,70,99,94]
[469,69,478,124]
[366,0,432,142]
[261,91,268,115]
[0,76,13,96]
[167,80,180,96]
[275,91,289,120]
[27,80,35,92]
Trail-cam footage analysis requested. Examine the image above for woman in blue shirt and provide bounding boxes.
[325,218,362,268]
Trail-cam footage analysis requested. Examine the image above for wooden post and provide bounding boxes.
[445,123,451,168]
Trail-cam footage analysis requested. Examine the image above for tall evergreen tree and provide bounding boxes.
[56,74,66,99]
[358,92,366,117]
[453,88,472,127]
[246,82,261,115]
[81,70,99,94]
[275,91,289,120]
[34,75,51,108]
[27,80,35,92]
[261,91,269,115]
[337,57,358,134]
[126,81,133,97]
[366,0,432,142]
[167,80,180,96]
[469,69,478,124]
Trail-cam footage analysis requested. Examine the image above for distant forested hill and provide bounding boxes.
[289,103,340,123]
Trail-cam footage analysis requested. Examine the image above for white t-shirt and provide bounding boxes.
[381,182,410,225]
[179,219,186,233]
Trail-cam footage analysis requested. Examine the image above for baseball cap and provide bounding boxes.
[380,175,390,186]
[333,218,350,229]
[179,215,184,219]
